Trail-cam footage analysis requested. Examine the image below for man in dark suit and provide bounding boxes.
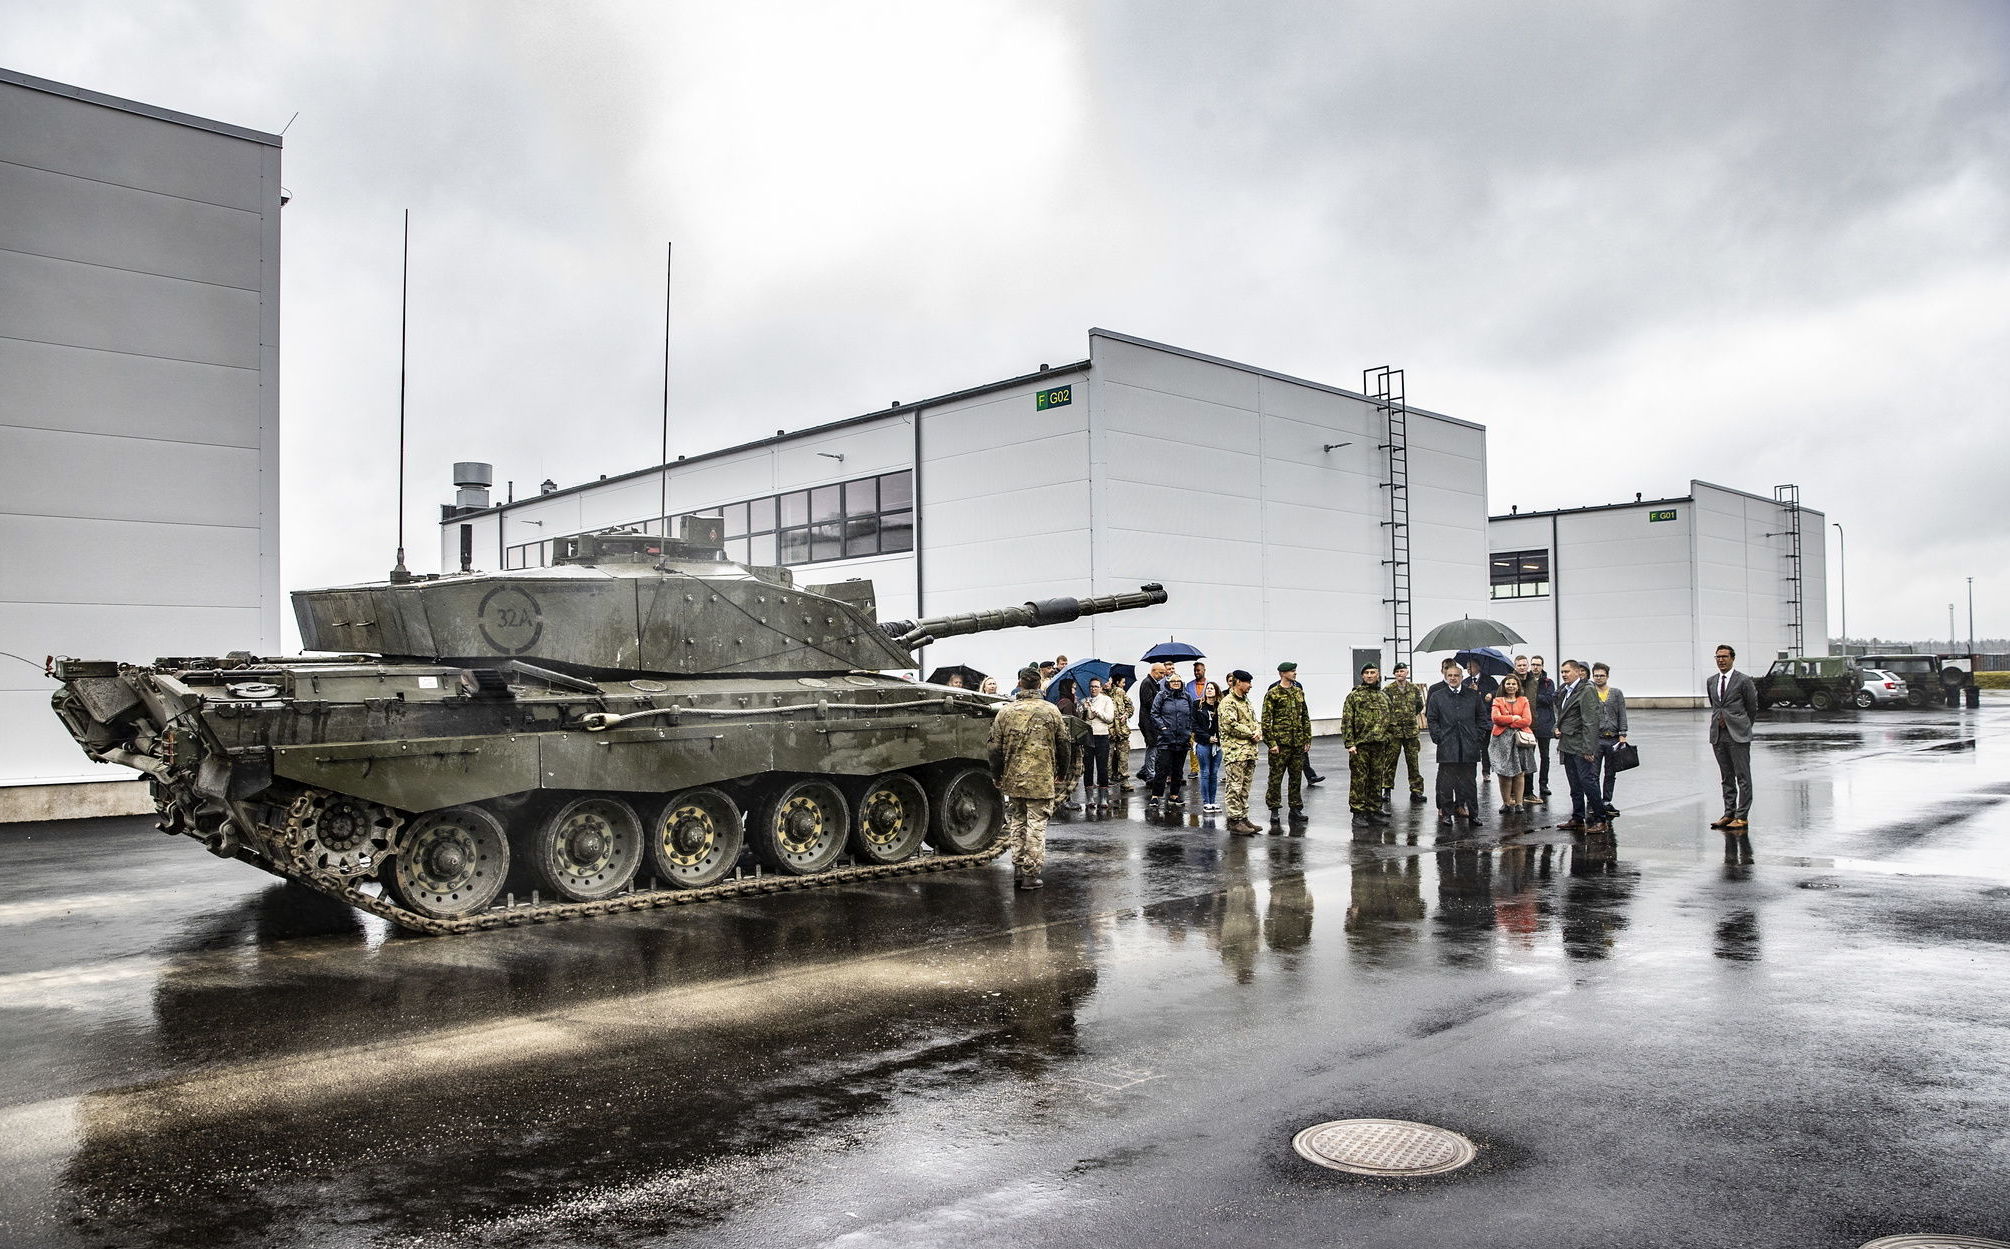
[1706,643,1760,830]
[1425,658,1490,827]
[1554,659,1606,832]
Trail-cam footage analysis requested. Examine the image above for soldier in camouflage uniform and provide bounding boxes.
[1341,664,1395,827]
[1109,676,1136,792]
[1381,662,1427,804]
[1219,669,1265,834]
[988,666,1069,890]
[1262,661,1312,824]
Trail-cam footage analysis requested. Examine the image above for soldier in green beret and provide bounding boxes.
[1262,661,1312,826]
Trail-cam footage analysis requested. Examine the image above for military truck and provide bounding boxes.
[1754,654,1863,711]
[48,521,1167,934]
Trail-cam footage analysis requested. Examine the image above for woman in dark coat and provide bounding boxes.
[1148,676,1196,806]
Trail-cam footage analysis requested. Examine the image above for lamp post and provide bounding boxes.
[1967,577,1975,656]
[1832,522,1845,650]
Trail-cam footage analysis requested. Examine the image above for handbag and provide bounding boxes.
[1513,728,1537,747]
[1610,742,1641,772]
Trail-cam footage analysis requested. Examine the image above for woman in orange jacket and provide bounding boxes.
[1489,675,1537,813]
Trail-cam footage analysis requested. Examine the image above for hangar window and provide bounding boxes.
[1489,549,1549,599]
[663,469,914,569]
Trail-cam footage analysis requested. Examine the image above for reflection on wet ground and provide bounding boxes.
[3,703,2009,1247]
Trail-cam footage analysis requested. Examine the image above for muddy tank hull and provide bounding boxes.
[50,657,1012,933]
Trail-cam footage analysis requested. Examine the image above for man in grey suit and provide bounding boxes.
[1707,643,1759,830]
[1554,659,1606,832]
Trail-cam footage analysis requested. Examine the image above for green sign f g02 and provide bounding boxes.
[1036,385,1072,411]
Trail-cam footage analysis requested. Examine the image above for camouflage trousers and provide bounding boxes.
[1389,736,1424,795]
[1224,755,1257,820]
[1349,741,1397,812]
[1002,797,1052,875]
[1266,745,1308,811]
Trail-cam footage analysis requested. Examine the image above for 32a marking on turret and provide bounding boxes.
[478,586,545,655]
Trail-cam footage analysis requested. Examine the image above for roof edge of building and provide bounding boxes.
[1690,478,1824,513]
[1086,327,1485,431]
[0,66,283,146]
[1488,494,1694,523]
[454,358,1090,521]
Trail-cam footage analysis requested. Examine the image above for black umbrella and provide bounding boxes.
[1416,616,1527,652]
[924,664,987,689]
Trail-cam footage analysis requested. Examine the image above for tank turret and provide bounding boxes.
[48,519,1170,934]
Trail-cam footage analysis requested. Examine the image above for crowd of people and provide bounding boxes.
[982,649,1641,891]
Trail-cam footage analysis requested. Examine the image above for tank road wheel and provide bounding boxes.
[1810,688,1837,711]
[752,780,849,875]
[648,788,744,889]
[849,774,930,865]
[926,765,1003,855]
[529,796,644,901]
[386,806,510,920]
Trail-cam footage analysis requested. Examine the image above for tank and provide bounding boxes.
[48,518,1167,934]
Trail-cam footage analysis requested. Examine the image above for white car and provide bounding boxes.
[1855,669,1909,709]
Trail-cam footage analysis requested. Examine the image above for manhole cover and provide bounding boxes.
[1860,1238,2010,1249]
[1291,1119,1477,1176]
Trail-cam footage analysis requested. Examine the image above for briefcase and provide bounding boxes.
[1610,742,1641,772]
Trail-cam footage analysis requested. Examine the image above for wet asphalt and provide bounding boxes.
[2,702,2008,1249]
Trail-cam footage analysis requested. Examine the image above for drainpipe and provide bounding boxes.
[1551,512,1562,661]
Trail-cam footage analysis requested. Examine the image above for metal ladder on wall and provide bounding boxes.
[1366,366,1411,672]
[1773,483,1805,653]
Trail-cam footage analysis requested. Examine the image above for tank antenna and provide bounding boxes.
[659,241,672,530]
[389,209,413,583]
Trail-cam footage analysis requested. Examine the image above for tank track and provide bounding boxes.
[234,841,1009,937]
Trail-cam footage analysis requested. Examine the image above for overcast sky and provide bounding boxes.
[5,0,2006,642]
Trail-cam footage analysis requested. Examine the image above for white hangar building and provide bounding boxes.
[0,69,283,821]
[440,330,1492,726]
[1486,482,1829,704]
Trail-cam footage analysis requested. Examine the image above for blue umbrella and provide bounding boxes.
[1045,659,1113,704]
[1452,646,1515,677]
[1141,640,1205,662]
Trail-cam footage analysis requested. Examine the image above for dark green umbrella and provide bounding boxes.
[1416,616,1528,652]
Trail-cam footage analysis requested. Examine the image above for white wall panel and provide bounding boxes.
[921,531,1088,594]
[1,426,262,527]
[1100,530,1265,590]
[0,248,260,368]
[1102,427,1262,487]
[1099,381,1258,452]
[1101,478,1262,539]
[925,480,1088,550]
[0,159,262,289]
[3,513,263,607]
[0,338,259,447]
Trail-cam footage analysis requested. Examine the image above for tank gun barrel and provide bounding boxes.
[881,583,1166,648]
